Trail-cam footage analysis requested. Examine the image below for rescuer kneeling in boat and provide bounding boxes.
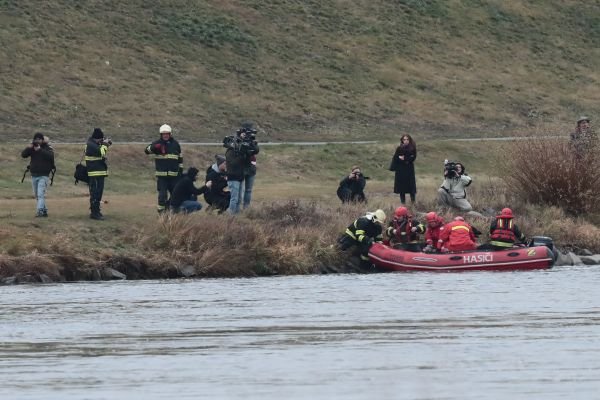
[385,206,425,252]
[423,211,446,253]
[485,207,527,251]
[338,209,386,267]
[439,216,477,252]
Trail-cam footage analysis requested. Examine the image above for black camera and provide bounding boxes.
[444,161,458,178]
[236,127,257,141]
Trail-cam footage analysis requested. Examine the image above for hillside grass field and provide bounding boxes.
[1,0,599,141]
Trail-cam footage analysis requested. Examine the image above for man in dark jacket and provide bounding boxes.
[224,123,259,214]
[204,155,230,214]
[145,124,183,213]
[337,165,367,203]
[170,167,208,213]
[21,133,55,217]
[85,128,111,220]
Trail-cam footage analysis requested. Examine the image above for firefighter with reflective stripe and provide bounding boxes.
[338,209,386,266]
[85,128,111,220]
[423,211,446,252]
[439,216,477,252]
[489,208,526,250]
[385,206,425,252]
[145,124,183,212]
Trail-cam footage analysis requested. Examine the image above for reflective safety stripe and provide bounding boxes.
[85,156,103,161]
[345,228,357,240]
[490,240,513,247]
[154,154,180,159]
[155,171,180,177]
[88,171,108,177]
[157,205,166,211]
[451,225,470,232]
[360,255,369,261]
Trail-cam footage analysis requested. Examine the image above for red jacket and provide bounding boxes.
[439,220,477,252]
[425,218,445,250]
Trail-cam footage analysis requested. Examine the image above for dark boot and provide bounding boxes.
[90,202,104,220]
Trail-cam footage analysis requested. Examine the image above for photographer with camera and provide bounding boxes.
[224,122,259,214]
[438,160,473,212]
[85,128,112,220]
[337,165,367,204]
[21,133,55,217]
[145,124,183,213]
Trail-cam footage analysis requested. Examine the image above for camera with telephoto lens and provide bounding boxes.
[101,138,113,146]
[351,171,370,180]
[444,160,458,178]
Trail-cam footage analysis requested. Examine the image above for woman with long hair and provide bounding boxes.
[389,134,417,204]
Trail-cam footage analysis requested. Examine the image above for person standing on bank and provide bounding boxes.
[86,128,111,220]
[570,116,596,157]
[224,122,259,214]
[389,134,417,204]
[145,124,183,213]
[21,133,55,217]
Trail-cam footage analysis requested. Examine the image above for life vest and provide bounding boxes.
[490,217,517,247]
[440,220,476,251]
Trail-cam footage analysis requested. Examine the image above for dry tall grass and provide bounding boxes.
[498,138,600,215]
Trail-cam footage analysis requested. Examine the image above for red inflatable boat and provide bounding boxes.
[368,239,555,272]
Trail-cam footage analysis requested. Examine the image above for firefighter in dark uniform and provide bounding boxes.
[385,206,426,252]
[489,207,526,250]
[85,128,111,220]
[145,124,183,213]
[338,209,387,267]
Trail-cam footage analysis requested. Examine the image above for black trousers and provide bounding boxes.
[157,177,178,210]
[89,176,105,212]
[337,188,366,203]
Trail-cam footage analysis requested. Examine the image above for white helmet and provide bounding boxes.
[159,124,172,134]
[372,209,386,224]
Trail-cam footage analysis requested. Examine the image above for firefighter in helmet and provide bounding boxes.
[385,206,425,252]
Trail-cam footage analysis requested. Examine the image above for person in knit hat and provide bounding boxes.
[85,127,111,220]
[21,132,55,217]
[144,124,183,213]
[204,154,230,214]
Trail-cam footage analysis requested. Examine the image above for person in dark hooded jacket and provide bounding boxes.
[337,165,367,203]
[204,155,230,214]
[170,167,208,213]
[21,132,55,217]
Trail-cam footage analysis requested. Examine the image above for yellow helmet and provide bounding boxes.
[373,209,386,224]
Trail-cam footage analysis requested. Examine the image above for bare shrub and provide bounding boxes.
[498,138,600,215]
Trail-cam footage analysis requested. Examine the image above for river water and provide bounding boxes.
[1,266,600,400]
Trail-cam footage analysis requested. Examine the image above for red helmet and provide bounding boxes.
[454,216,465,222]
[394,206,409,218]
[425,211,438,223]
[500,208,513,218]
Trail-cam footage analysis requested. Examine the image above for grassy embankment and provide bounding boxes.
[1,0,599,140]
[1,138,599,282]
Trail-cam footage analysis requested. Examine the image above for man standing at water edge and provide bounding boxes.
[21,133,55,217]
[145,124,183,213]
[86,128,111,220]
[224,122,259,214]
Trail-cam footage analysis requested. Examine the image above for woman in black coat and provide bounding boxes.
[389,134,417,204]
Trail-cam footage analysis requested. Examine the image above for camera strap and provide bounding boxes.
[50,167,56,186]
[21,165,30,183]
